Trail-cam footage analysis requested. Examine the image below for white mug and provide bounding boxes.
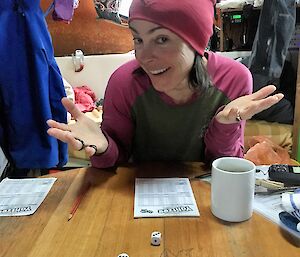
[211,157,256,222]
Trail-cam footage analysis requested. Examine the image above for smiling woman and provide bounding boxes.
[130,20,198,104]
[47,0,284,169]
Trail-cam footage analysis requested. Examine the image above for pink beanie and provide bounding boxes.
[129,0,216,55]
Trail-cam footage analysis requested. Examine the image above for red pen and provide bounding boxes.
[68,183,91,221]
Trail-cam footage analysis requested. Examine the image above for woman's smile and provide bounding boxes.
[148,67,170,75]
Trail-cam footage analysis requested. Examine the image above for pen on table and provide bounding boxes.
[194,173,211,179]
[68,183,91,221]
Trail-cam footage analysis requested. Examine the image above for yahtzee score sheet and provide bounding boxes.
[0,177,57,216]
[134,178,200,218]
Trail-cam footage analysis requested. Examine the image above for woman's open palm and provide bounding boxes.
[47,97,108,157]
[216,85,284,124]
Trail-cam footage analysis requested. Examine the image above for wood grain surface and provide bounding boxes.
[0,162,299,257]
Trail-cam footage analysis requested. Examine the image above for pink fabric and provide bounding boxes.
[74,86,97,112]
[129,0,216,55]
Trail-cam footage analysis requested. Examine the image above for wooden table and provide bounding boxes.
[1,162,299,257]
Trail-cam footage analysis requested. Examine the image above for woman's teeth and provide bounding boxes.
[149,67,168,75]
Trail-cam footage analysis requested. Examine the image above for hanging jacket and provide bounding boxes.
[0,0,68,168]
[247,0,296,124]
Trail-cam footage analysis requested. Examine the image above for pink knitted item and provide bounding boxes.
[129,0,216,55]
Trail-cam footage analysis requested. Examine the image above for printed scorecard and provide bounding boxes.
[134,178,200,218]
[0,177,56,216]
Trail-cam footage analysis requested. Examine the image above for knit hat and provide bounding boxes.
[129,0,216,55]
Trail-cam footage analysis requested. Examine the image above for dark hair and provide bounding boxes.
[189,52,212,93]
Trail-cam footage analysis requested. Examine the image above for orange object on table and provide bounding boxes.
[244,136,294,165]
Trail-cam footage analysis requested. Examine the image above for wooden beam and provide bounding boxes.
[292,52,300,160]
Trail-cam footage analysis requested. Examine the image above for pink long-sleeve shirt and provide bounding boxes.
[91,52,252,168]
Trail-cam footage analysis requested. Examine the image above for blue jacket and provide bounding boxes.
[0,0,68,168]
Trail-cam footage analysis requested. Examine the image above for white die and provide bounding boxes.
[151,231,161,246]
[117,253,129,257]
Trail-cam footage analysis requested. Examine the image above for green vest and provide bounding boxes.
[131,86,230,162]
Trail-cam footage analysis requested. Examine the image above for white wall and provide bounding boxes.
[56,52,135,99]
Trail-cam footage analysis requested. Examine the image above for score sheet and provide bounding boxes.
[134,178,200,218]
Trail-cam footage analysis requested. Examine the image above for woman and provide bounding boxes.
[47,0,283,168]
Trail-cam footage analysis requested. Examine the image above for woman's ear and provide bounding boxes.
[202,55,208,67]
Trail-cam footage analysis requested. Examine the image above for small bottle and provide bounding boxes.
[72,49,84,72]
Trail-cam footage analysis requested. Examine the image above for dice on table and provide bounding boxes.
[117,253,129,257]
[151,231,161,246]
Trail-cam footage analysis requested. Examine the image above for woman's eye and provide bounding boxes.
[133,38,142,44]
[156,36,168,44]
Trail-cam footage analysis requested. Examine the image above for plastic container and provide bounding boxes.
[72,49,84,72]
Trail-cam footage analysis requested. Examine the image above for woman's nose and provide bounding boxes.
[138,44,156,62]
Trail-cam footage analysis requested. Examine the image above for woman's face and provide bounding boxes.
[129,20,195,94]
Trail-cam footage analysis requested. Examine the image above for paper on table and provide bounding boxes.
[254,165,300,238]
[0,177,57,216]
[134,178,200,218]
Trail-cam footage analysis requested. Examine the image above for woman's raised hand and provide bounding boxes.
[215,85,284,124]
[47,97,108,157]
